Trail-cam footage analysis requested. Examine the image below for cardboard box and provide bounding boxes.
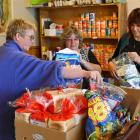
[122,87,140,115]
[15,119,86,140]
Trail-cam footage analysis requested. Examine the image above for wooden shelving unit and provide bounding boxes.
[26,2,127,72]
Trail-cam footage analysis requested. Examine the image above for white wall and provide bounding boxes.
[127,0,140,15]
[12,0,37,21]
[0,0,39,46]
[12,0,39,45]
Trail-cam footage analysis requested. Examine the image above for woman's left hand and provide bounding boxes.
[128,52,140,64]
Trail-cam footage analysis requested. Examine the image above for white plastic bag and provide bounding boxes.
[112,53,140,88]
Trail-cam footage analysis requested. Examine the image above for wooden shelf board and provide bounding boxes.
[27,3,119,8]
[41,35,118,40]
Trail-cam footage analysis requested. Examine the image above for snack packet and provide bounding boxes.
[89,81,126,110]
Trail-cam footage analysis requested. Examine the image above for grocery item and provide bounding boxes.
[112,53,140,88]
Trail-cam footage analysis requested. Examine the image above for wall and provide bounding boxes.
[12,0,39,45]
[127,0,140,15]
[0,0,38,46]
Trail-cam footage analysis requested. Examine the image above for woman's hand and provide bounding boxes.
[108,61,118,77]
[128,52,140,64]
[84,70,103,84]
[62,67,102,84]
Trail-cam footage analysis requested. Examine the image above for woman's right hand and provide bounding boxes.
[84,70,103,84]
[108,61,118,77]
[62,66,102,84]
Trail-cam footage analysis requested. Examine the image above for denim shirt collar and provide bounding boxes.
[4,40,25,52]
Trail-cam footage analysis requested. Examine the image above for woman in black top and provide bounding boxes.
[108,8,140,76]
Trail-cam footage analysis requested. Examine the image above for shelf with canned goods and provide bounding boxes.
[32,1,127,72]
[39,2,127,44]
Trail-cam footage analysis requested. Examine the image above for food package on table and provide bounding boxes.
[89,81,126,110]
[48,110,87,132]
[74,110,87,124]
[30,111,49,128]
[15,108,32,123]
[13,92,31,108]
[12,88,87,129]
[48,113,80,132]
[112,53,140,88]
[44,88,87,114]
[55,48,82,88]
[84,82,128,140]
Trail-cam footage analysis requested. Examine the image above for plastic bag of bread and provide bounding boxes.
[48,113,77,132]
[43,88,87,114]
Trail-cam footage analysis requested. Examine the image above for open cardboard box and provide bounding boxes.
[15,87,140,140]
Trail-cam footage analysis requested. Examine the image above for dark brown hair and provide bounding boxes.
[128,8,140,38]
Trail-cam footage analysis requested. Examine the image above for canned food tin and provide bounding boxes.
[100,19,106,29]
[89,13,95,21]
[110,28,115,36]
[112,20,118,28]
[85,13,89,21]
[91,28,96,37]
[106,28,111,36]
[107,20,113,28]
[82,20,87,28]
[96,28,101,37]
[81,13,85,20]
[101,28,106,37]
[96,20,101,29]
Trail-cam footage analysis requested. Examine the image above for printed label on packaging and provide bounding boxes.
[32,133,44,140]
[30,119,46,128]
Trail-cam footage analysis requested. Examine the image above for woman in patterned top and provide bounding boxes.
[61,25,101,89]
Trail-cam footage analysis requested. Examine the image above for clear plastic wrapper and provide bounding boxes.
[48,113,76,132]
[89,80,126,110]
[112,53,140,88]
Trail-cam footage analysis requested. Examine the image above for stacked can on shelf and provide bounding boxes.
[72,12,118,38]
[93,44,115,70]
[80,43,116,71]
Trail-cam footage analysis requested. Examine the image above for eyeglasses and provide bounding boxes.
[25,34,35,41]
[66,38,79,42]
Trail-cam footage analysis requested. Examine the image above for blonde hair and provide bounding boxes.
[61,25,83,48]
[6,19,36,40]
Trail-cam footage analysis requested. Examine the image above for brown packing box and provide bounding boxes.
[122,87,140,115]
[15,119,86,140]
